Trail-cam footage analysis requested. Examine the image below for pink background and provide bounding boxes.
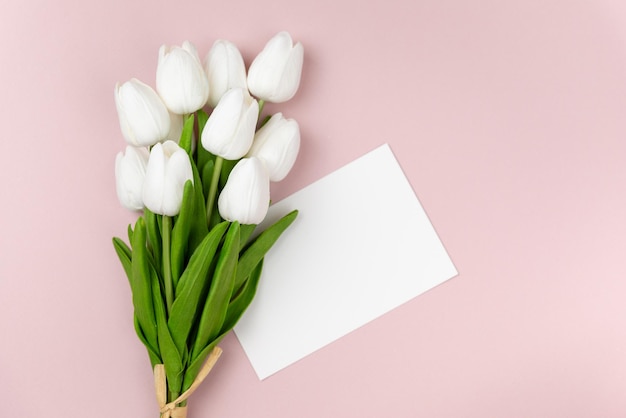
[1,0,625,416]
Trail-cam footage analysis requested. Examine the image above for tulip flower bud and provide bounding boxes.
[247,31,304,103]
[156,41,209,114]
[218,157,270,225]
[114,79,171,147]
[142,140,193,216]
[247,113,300,181]
[205,40,248,108]
[201,88,258,160]
[115,146,150,211]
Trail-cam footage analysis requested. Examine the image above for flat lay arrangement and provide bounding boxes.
[112,32,303,417]
[2,2,625,417]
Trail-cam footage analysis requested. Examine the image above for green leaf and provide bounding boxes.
[235,210,298,292]
[208,201,223,230]
[130,218,158,352]
[222,259,263,333]
[127,224,134,243]
[197,108,209,131]
[201,159,214,199]
[182,338,222,391]
[170,180,194,287]
[134,314,161,366]
[191,222,240,360]
[168,222,229,356]
[179,114,195,155]
[153,268,183,395]
[181,257,258,392]
[196,109,213,171]
[112,237,132,284]
[188,160,209,252]
[202,160,227,228]
[183,259,263,391]
[144,208,162,273]
[219,159,237,188]
[238,224,256,252]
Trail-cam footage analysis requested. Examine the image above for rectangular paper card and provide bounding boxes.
[234,144,458,379]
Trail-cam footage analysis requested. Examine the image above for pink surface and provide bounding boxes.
[1,0,625,416]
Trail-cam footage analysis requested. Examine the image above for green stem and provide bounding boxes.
[162,215,173,315]
[169,390,180,404]
[257,99,265,120]
[193,111,199,160]
[206,156,224,224]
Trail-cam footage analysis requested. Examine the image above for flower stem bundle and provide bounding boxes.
[112,32,304,417]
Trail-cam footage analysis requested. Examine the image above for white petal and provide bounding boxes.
[115,146,149,210]
[157,45,209,114]
[272,42,303,102]
[182,41,201,61]
[206,40,247,108]
[223,95,258,160]
[248,32,296,101]
[218,157,270,224]
[115,152,136,209]
[114,83,135,145]
[248,115,300,181]
[142,143,166,214]
[201,88,248,158]
[116,79,170,146]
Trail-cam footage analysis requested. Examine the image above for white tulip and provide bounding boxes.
[218,157,270,225]
[156,41,209,114]
[205,40,247,108]
[115,146,150,210]
[114,79,171,146]
[247,113,300,181]
[142,141,193,216]
[200,88,258,160]
[247,31,304,103]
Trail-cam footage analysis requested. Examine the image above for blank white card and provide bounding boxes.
[234,144,458,379]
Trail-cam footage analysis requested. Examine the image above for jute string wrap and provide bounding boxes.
[154,346,223,418]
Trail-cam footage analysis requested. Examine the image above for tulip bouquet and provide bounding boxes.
[112,32,303,418]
